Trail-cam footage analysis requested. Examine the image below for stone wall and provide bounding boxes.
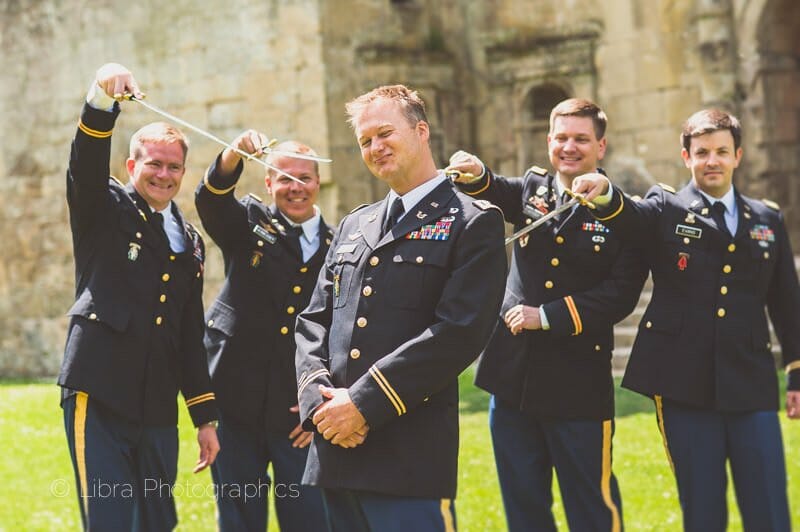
[0,0,331,376]
[2,0,797,376]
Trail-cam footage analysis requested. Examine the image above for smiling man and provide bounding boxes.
[294,85,506,531]
[447,98,646,532]
[59,63,219,531]
[196,132,332,531]
[574,109,800,531]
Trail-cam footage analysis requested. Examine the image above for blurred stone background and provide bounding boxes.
[1,0,797,376]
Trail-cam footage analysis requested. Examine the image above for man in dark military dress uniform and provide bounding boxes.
[294,85,507,531]
[575,109,800,531]
[59,63,219,531]
[448,98,647,532]
[196,131,332,531]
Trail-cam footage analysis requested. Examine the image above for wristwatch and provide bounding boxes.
[201,420,219,429]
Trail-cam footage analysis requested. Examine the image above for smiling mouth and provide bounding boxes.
[148,181,173,191]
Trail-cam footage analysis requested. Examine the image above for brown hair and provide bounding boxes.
[549,98,608,140]
[680,109,742,151]
[345,84,429,129]
[129,122,189,162]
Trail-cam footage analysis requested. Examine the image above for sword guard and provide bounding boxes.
[563,188,596,209]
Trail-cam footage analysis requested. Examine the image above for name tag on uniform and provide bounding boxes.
[675,224,702,239]
[253,225,277,244]
[336,243,358,254]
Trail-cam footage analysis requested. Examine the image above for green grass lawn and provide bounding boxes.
[1,371,798,531]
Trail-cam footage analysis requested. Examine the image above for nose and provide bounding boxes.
[562,138,577,152]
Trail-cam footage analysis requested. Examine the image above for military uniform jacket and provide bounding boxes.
[597,182,800,410]
[295,179,506,498]
[460,167,646,420]
[58,104,217,427]
[196,156,334,433]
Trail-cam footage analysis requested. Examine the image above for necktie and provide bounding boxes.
[382,197,405,237]
[711,201,731,238]
[286,225,304,259]
[149,211,170,247]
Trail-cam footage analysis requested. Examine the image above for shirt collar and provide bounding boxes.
[280,205,321,240]
[698,187,736,214]
[386,171,447,217]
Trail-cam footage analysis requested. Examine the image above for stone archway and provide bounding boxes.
[518,83,572,171]
[737,0,800,247]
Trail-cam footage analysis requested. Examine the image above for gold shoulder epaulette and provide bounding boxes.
[762,199,780,211]
[349,203,369,214]
[657,182,676,194]
[109,175,124,187]
[528,165,548,176]
[247,192,263,203]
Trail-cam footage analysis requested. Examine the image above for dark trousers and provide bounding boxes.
[656,397,790,532]
[210,417,328,532]
[62,392,178,531]
[322,488,456,532]
[489,395,623,532]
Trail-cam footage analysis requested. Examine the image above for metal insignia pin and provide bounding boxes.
[449,207,459,214]
[536,185,548,196]
[430,202,439,208]
[128,242,141,261]
[416,211,427,219]
[701,208,709,216]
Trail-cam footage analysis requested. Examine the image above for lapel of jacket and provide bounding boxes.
[358,202,386,250]
[125,183,170,252]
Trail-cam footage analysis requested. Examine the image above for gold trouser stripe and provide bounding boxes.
[565,296,583,335]
[185,392,215,407]
[464,173,491,196]
[203,169,236,195]
[654,395,675,474]
[297,369,330,397]
[786,360,800,372]
[600,420,621,532]
[369,366,406,415]
[440,498,456,532]
[77,120,113,138]
[595,196,624,222]
[75,392,89,517]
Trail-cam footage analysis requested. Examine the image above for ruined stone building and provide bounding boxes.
[1,0,797,376]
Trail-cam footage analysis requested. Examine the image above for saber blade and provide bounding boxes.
[127,96,324,184]
[504,198,579,246]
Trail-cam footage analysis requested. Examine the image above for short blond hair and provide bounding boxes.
[129,122,189,162]
[265,141,320,177]
[345,85,428,129]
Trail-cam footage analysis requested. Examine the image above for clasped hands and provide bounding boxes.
[311,385,370,448]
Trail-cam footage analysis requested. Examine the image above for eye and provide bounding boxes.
[360,139,371,148]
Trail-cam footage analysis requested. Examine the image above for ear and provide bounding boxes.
[681,148,691,168]
[264,174,273,195]
[126,157,136,177]
[416,120,430,143]
[596,137,608,160]
[733,147,743,168]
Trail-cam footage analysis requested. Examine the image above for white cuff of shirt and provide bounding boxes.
[591,177,614,206]
[539,305,550,330]
[86,81,117,112]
